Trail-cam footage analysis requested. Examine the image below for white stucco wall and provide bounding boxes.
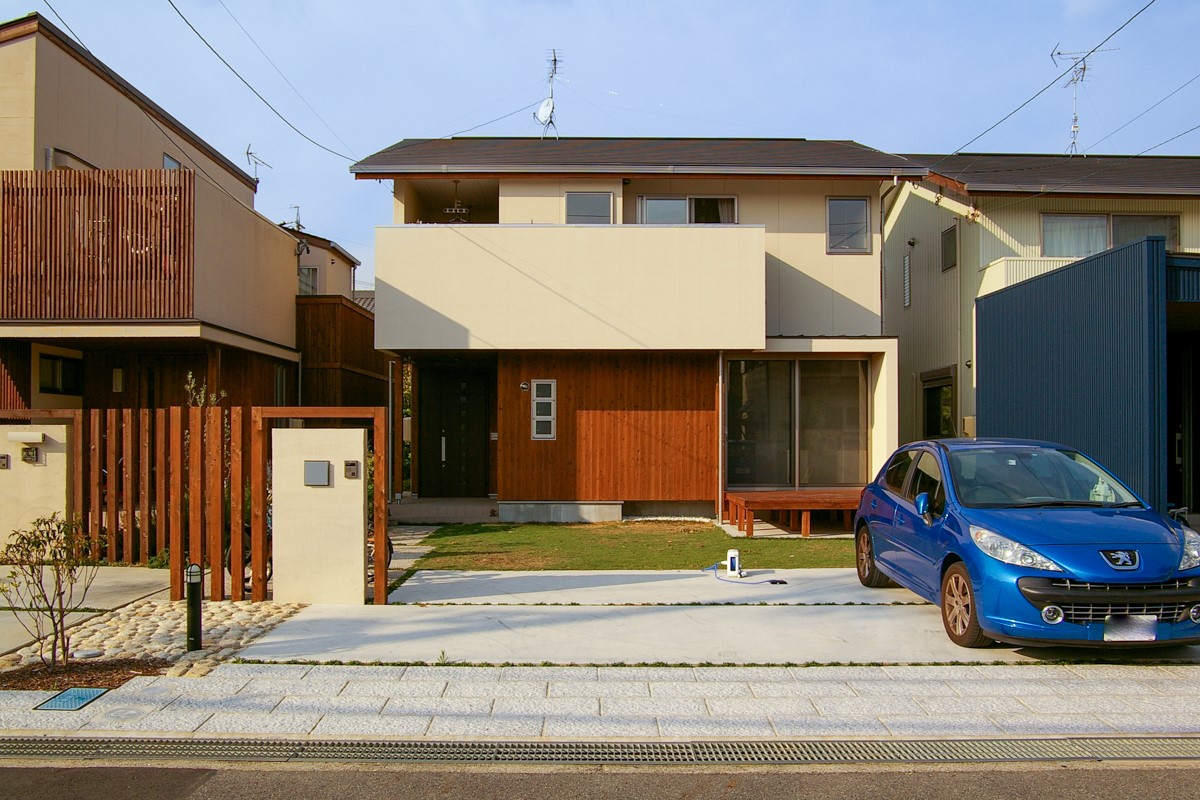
[0,424,70,550]
[271,428,367,604]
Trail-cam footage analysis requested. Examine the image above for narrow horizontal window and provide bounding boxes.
[565,193,612,224]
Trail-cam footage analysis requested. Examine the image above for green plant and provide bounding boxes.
[147,547,171,569]
[0,514,99,670]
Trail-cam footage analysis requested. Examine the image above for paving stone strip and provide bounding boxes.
[0,597,305,677]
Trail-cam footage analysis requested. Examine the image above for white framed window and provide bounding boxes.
[565,192,612,224]
[1041,213,1180,257]
[298,266,318,295]
[637,196,737,224]
[827,197,871,253]
[531,379,556,440]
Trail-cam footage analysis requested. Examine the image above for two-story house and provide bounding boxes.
[355,137,927,521]
[883,152,1200,511]
[0,13,303,410]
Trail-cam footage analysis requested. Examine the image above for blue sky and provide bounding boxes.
[4,0,1198,283]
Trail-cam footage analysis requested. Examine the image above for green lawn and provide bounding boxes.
[411,521,855,571]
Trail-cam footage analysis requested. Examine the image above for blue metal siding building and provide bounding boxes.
[977,237,1199,512]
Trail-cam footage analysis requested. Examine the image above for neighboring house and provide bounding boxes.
[353,137,927,520]
[0,13,301,409]
[882,152,1200,447]
[289,227,360,298]
[974,236,1199,513]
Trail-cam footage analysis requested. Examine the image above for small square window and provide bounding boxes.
[531,379,556,440]
[38,354,82,395]
[827,198,870,253]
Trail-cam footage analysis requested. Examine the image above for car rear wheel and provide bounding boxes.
[855,525,895,588]
[940,562,992,648]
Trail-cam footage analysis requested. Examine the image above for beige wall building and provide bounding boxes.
[883,153,1200,445]
[357,138,925,518]
[0,12,305,410]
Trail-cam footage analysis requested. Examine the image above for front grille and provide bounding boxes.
[1018,577,1200,624]
[1060,601,1189,624]
[1051,578,1195,592]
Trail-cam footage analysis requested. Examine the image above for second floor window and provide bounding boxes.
[565,192,612,224]
[298,267,318,295]
[827,197,870,253]
[163,153,181,170]
[638,196,737,224]
[1042,213,1180,258]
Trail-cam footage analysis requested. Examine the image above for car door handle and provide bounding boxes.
[870,499,877,509]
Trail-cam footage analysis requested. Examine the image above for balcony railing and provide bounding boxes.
[979,256,1076,297]
[374,223,766,351]
[0,169,195,320]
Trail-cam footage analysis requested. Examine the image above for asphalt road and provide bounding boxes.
[3,762,1200,800]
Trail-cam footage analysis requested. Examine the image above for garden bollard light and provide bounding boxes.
[186,563,202,651]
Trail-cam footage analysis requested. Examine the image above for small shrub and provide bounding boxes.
[0,514,99,670]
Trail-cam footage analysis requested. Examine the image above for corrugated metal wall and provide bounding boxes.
[977,237,1168,510]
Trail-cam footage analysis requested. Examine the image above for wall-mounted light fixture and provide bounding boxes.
[520,382,530,392]
[112,368,124,393]
[6,431,44,444]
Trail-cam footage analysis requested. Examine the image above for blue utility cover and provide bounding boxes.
[36,687,107,710]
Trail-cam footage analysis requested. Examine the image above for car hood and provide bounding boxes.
[962,506,1181,548]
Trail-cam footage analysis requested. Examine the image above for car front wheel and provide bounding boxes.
[940,562,992,648]
[855,525,895,588]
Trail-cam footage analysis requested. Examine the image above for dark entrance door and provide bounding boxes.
[418,369,489,497]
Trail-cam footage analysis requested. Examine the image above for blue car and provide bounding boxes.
[854,438,1200,648]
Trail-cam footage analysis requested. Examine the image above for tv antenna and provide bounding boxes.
[245,144,272,183]
[282,205,304,231]
[533,49,560,139]
[1050,45,1118,154]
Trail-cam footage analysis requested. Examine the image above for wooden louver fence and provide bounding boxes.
[0,169,195,320]
[1,406,389,604]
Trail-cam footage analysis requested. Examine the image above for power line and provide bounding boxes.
[1085,68,1200,153]
[215,0,358,159]
[41,0,87,50]
[165,0,354,162]
[932,0,1158,169]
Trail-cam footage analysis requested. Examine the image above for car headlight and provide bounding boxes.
[970,525,1063,572]
[1179,528,1200,571]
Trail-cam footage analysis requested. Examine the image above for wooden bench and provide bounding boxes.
[723,488,864,538]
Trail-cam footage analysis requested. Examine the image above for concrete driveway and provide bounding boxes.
[240,568,1200,666]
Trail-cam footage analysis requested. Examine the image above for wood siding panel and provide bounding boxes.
[0,169,195,320]
[497,352,718,502]
[296,296,389,408]
[0,340,30,408]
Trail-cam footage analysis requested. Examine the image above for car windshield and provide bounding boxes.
[946,446,1142,508]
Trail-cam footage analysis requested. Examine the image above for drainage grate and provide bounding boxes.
[3,736,1200,764]
[34,688,107,711]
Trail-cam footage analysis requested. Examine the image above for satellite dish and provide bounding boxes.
[534,97,554,126]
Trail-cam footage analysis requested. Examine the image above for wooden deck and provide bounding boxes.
[723,488,864,538]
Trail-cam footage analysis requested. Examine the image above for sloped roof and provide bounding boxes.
[352,290,375,313]
[908,153,1200,196]
[352,137,927,178]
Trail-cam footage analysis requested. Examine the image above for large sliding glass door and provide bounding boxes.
[727,361,793,485]
[726,358,868,488]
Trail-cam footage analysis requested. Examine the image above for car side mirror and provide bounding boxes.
[914,492,932,524]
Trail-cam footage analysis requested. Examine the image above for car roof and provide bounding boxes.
[908,437,1069,453]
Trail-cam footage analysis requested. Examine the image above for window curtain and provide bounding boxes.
[716,198,735,223]
[1042,215,1106,258]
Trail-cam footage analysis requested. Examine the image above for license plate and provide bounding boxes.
[1104,614,1158,642]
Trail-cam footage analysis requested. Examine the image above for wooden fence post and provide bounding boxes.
[205,406,224,600]
[250,408,267,602]
[169,406,184,601]
[229,406,244,601]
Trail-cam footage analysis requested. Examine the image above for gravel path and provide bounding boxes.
[0,597,305,677]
